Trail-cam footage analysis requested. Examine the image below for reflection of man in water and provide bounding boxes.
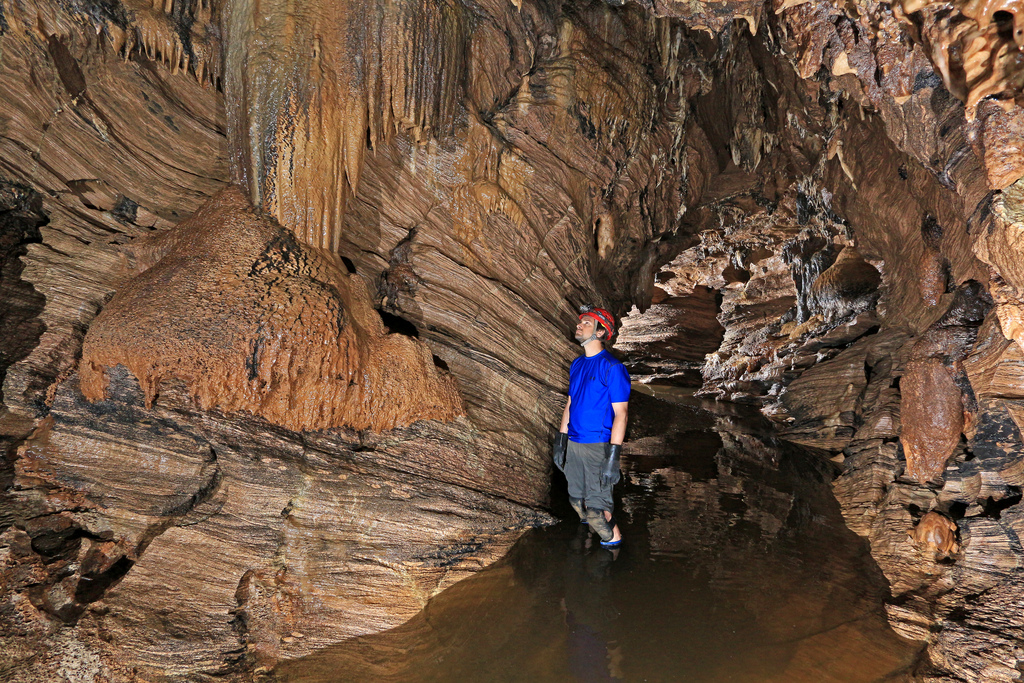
[563,532,624,682]
[553,305,629,546]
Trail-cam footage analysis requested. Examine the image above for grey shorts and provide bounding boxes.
[565,441,614,513]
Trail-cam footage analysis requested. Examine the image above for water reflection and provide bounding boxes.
[274,393,919,683]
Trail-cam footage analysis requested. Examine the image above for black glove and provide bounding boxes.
[600,443,622,488]
[553,432,568,471]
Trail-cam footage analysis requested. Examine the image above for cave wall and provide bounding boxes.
[0,0,714,678]
[611,0,1024,677]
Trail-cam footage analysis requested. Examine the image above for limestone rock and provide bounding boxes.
[807,246,882,322]
[782,342,870,451]
[79,186,464,433]
[9,0,1024,679]
[900,359,965,485]
[616,286,725,384]
[5,367,550,677]
[909,511,960,559]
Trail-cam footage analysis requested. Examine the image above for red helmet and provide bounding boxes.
[579,304,615,339]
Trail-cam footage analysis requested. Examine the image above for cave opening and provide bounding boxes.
[3,0,1024,679]
[378,309,420,337]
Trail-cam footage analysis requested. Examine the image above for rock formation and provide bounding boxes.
[910,511,961,560]
[79,185,463,432]
[0,0,697,678]
[5,0,1024,679]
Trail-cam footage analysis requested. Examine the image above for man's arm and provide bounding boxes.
[610,401,628,445]
[553,397,571,471]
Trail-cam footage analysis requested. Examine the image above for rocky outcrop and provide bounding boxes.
[900,358,967,484]
[616,285,726,384]
[5,366,544,678]
[222,0,466,251]
[79,186,464,433]
[607,0,1024,676]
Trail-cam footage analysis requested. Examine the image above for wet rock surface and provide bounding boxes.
[3,366,548,678]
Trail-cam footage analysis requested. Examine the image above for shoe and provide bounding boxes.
[580,517,589,524]
[600,537,622,547]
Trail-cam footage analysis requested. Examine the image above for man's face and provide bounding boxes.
[575,316,597,343]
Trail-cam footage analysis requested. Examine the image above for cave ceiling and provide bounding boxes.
[5,0,1024,679]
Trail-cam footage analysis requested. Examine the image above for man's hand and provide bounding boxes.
[600,443,621,487]
[553,432,568,471]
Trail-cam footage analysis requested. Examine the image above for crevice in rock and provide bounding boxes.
[980,488,1023,519]
[378,310,420,338]
[0,179,48,408]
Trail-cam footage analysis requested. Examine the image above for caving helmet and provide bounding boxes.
[578,304,615,345]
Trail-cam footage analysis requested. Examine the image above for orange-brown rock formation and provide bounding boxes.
[899,0,1024,115]
[223,0,465,251]
[900,359,966,484]
[79,186,463,432]
[910,511,961,559]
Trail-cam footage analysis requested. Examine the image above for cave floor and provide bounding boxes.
[273,394,921,683]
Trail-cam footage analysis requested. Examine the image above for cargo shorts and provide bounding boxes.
[565,440,614,513]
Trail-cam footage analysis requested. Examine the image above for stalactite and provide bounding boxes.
[223,0,467,253]
[899,0,1024,116]
[61,0,222,87]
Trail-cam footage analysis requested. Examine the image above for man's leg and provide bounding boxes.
[579,442,621,543]
[564,441,588,522]
[585,508,614,542]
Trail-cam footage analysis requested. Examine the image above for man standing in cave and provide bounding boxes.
[553,305,630,547]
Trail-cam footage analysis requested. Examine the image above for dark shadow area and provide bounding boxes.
[0,178,48,406]
[377,309,419,337]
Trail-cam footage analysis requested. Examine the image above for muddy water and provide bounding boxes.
[274,392,920,683]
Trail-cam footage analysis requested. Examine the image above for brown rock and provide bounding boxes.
[963,312,1024,400]
[616,286,725,384]
[918,251,947,306]
[807,246,881,321]
[79,187,464,433]
[224,0,465,251]
[977,102,1024,190]
[11,0,1024,679]
[5,368,550,677]
[782,342,870,451]
[900,359,965,484]
[909,511,960,559]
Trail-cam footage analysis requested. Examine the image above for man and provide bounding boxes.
[553,304,630,547]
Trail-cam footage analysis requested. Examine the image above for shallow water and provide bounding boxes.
[275,393,920,683]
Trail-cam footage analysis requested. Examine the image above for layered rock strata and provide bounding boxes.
[5,367,544,679]
[609,0,1024,677]
[8,0,1024,678]
[0,0,711,678]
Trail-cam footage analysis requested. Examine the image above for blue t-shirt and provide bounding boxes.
[568,350,631,443]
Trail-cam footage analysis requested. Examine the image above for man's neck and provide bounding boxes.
[582,340,604,357]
